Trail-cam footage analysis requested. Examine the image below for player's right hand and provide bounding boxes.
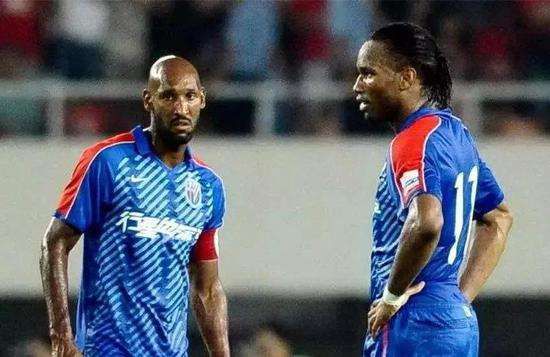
[51,338,82,357]
[368,282,425,338]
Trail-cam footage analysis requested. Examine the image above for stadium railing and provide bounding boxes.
[0,79,548,136]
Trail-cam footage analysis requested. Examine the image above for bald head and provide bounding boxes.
[148,55,202,93]
[142,55,206,150]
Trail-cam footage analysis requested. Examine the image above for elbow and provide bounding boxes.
[421,223,443,243]
[39,249,46,273]
[192,280,226,313]
[41,229,57,256]
[208,280,225,301]
[40,226,67,269]
[502,209,514,231]
[416,214,443,243]
[498,209,513,247]
[494,204,514,238]
[193,279,223,301]
[411,195,443,243]
[40,232,51,263]
[478,204,513,248]
[39,232,54,275]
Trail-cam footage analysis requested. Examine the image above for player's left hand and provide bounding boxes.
[368,282,425,338]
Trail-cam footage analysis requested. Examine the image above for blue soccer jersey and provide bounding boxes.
[370,107,504,303]
[365,107,504,356]
[54,126,226,356]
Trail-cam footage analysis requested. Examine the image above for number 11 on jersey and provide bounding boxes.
[448,166,479,265]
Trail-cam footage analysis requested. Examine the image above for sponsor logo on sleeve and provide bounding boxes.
[399,169,420,199]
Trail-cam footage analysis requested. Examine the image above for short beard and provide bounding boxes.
[159,127,193,149]
[151,113,194,150]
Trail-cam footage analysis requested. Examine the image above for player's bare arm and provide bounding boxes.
[368,194,442,337]
[190,260,230,357]
[40,218,82,357]
[459,202,513,302]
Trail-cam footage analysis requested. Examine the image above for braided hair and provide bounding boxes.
[371,22,452,109]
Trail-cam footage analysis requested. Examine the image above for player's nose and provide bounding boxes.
[174,97,190,116]
[353,76,364,94]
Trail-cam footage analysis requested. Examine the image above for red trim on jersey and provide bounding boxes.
[192,229,218,262]
[382,325,389,357]
[192,154,210,168]
[390,115,441,205]
[56,132,134,216]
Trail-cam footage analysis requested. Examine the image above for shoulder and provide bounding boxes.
[79,131,135,166]
[191,155,225,190]
[391,115,442,167]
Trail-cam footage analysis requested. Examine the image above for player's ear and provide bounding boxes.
[399,66,417,91]
[143,89,153,112]
[200,87,206,109]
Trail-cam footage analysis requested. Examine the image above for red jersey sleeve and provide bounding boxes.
[191,228,219,262]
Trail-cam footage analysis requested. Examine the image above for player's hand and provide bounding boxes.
[51,337,82,357]
[368,282,425,338]
[460,288,475,304]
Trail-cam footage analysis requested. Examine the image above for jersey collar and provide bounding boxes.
[131,125,193,161]
[398,107,451,133]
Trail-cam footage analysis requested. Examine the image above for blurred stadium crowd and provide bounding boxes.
[2,2,550,356]
[0,0,549,137]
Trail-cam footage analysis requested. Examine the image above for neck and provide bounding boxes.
[390,97,429,133]
[149,127,187,168]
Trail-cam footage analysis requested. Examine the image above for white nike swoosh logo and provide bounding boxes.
[130,175,148,183]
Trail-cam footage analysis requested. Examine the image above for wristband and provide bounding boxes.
[382,286,407,307]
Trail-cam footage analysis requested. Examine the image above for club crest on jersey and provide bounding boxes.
[183,177,202,208]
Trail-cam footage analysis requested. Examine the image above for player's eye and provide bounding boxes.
[186,92,197,100]
[160,91,177,101]
[358,70,373,82]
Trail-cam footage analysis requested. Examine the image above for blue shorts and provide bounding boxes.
[363,303,479,357]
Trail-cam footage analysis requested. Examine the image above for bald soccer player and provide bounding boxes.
[40,56,230,357]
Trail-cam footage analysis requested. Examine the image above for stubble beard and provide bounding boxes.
[152,113,194,150]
